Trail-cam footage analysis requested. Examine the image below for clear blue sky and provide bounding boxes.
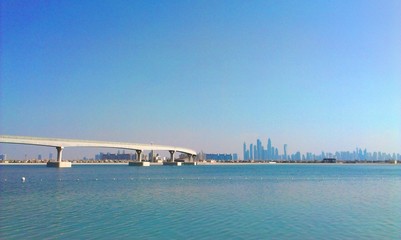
[1,0,400,159]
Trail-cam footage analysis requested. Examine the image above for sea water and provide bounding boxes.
[1,164,400,239]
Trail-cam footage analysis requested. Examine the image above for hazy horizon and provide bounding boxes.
[1,0,400,159]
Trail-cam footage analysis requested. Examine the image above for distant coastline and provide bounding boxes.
[0,160,398,166]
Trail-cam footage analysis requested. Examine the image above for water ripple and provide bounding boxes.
[1,165,400,239]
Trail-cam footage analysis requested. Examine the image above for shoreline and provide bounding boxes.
[0,162,398,166]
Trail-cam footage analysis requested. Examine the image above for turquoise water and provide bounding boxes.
[1,164,400,239]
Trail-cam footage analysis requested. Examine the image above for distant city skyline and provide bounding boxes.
[1,136,400,161]
[243,138,400,161]
[1,1,400,158]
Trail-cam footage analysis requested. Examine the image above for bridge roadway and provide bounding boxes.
[0,135,197,167]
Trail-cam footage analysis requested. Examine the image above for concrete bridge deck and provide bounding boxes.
[0,135,197,167]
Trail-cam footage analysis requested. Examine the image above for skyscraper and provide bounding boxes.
[267,138,272,160]
[257,139,262,160]
[250,144,253,160]
[284,144,287,160]
[243,142,247,160]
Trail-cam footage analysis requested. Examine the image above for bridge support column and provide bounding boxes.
[182,154,197,165]
[47,146,71,168]
[163,150,182,166]
[129,150,149,166]
[169,150,175,162]
[57,146,63,162]
[136,150,142,162]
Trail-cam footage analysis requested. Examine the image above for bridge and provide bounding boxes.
[0,135,197,167]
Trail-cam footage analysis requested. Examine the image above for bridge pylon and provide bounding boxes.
[47,146,71,168]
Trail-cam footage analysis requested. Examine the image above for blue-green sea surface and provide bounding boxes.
[1,164,400,239]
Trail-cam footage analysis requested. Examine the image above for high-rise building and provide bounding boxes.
[250,144,253,160]
[284,144,287,160]
[233,153,238,161]
[205,153,233,161]
[148,150,154,162]
[267,138,272,160]
[243,142,247,160]
[256,139,262,160]
[261,145,265,160]
[97,152,135,161]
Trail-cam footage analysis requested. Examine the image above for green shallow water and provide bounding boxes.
[1,164,400,239]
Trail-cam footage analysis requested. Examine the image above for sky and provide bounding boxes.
[1,0,400,159]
